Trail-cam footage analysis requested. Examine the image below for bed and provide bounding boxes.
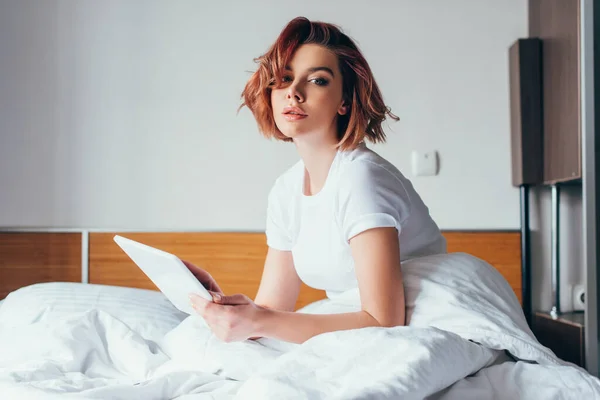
[0,230,599,399]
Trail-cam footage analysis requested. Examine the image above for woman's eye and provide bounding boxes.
[310,77,329,86]
[281,76,292,83]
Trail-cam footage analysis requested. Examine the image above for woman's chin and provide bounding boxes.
[279,129,307,140]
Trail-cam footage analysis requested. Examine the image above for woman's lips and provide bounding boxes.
[283,113,308,121]
[282,106,307,121]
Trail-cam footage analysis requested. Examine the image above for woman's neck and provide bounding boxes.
[295,137,338,196]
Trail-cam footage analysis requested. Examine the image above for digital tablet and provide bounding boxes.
[113,235,213,315]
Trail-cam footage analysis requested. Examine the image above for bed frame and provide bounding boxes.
[0,230,521,310]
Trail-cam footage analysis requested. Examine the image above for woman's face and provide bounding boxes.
[270,44,347,143]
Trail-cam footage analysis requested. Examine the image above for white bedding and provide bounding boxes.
[1,253,599,399]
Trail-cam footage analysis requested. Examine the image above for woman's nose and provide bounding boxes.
[286,84,304,103]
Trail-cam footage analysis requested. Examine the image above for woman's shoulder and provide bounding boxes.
[333,143,421,218]
[336,143,408,186]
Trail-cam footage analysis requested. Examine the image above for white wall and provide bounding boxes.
[0,0,528,231]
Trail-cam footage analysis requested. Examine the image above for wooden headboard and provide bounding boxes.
[1,231,521,310]
[88,231,521,309]
[0,232,82,299]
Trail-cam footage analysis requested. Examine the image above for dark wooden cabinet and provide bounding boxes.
[521,0,598,376]
[529,0,581,183]
[532,311,585,367]
[509,38,544,186]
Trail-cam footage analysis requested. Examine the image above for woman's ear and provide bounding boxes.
[338,102,349,116]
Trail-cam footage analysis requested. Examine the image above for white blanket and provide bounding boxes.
[1,253,599,399]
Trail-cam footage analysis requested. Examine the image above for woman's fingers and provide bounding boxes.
[182,260,224,294]
[208,290,223,302]
[189,292,259,342]
[189,293,212,314]
[190,292,248,308]
[182,260,208,278]
[215,293,249,306]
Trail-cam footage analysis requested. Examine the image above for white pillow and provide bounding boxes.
[0,282,188,341]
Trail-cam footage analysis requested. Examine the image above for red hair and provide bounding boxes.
[240,16,398,150]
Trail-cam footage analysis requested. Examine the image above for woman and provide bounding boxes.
[187,16,446,344]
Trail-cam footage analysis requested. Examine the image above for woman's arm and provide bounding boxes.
[254,247,302,312]
[190,226,405,343]
[255,226,405,343]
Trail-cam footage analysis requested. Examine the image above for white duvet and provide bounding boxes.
[1,253,599,399]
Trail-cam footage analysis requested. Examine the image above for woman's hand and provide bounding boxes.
[181,260,223,295]
[189,292,265,342]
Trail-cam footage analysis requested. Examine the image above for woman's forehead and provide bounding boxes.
[287,44,340,73]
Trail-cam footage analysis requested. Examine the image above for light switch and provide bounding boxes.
[411,150,439,176]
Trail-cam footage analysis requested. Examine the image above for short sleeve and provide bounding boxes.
[336,161,411,241]
[265,183,293,251]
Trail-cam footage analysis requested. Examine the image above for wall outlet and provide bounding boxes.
[572,283,585,311]
[411,150,439,176]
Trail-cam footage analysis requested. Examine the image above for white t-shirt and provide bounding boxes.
[265,142,447,299]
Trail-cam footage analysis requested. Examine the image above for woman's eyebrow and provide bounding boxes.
[284,65,335,77]
[308,66,335,77]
